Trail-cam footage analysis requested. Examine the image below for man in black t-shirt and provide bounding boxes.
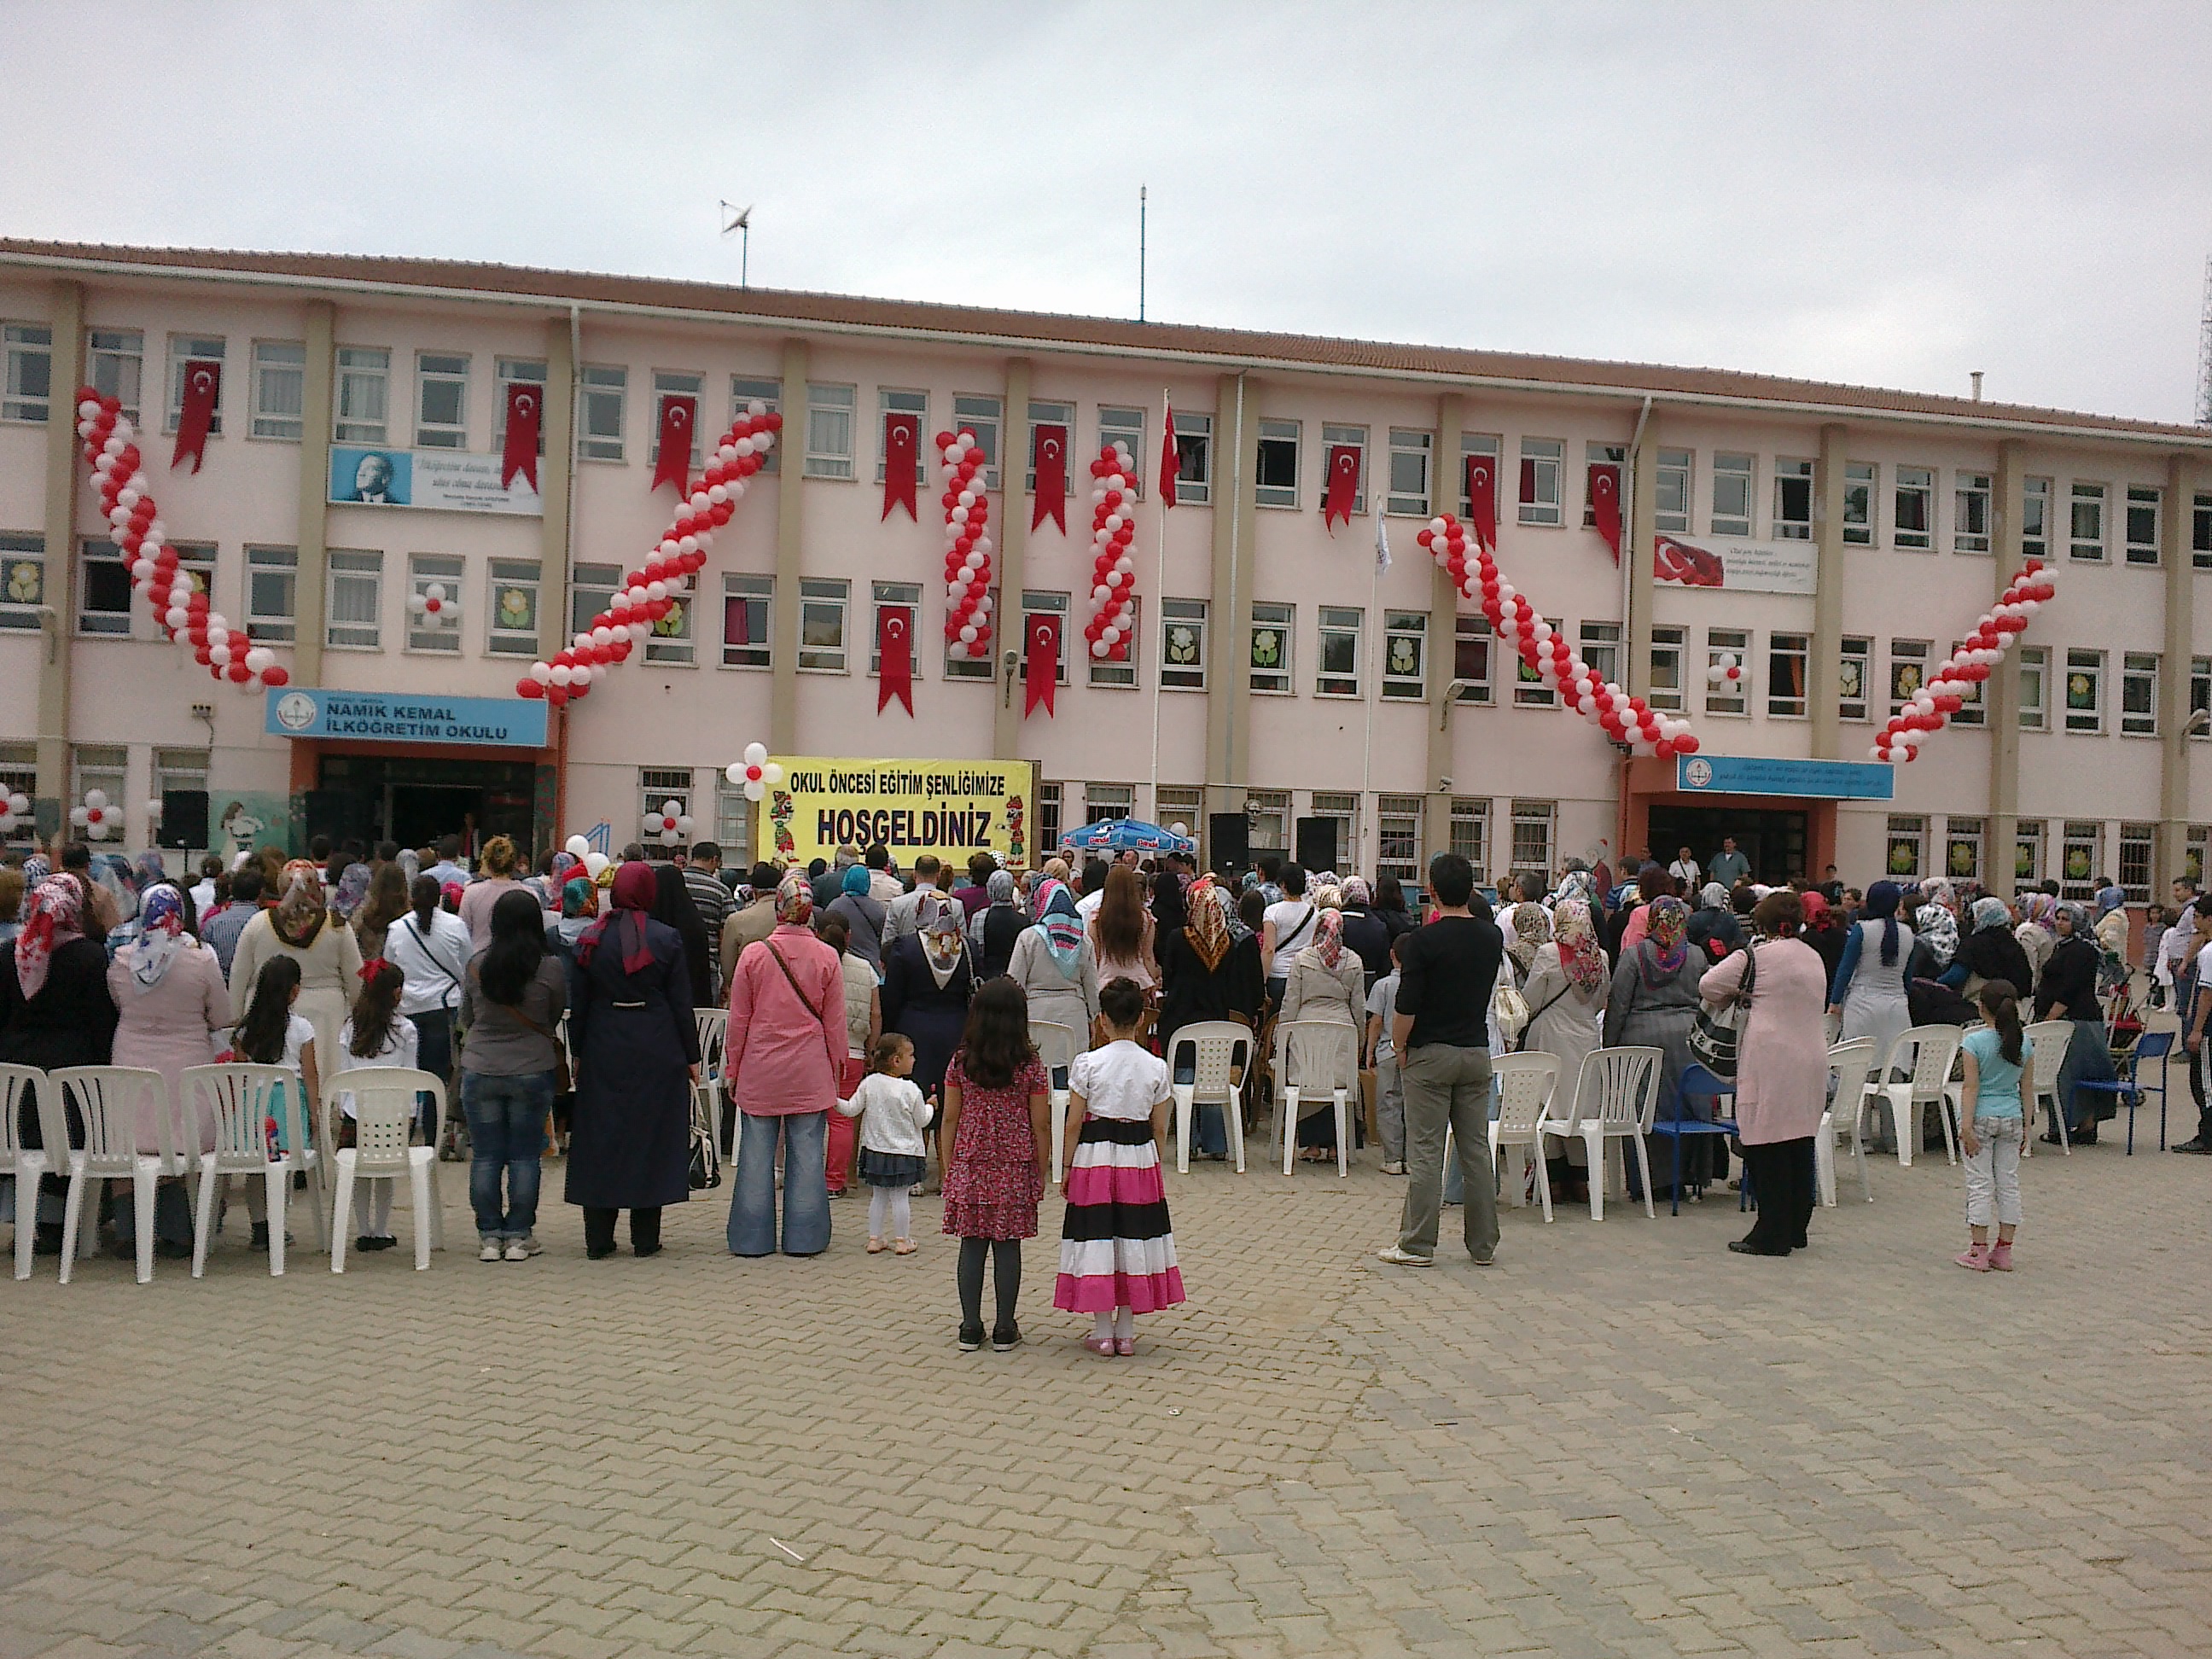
[1380,853,1505,1267]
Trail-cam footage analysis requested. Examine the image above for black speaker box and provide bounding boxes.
[1295,816,1338,874]
[1208,812,1249,877]
[158,789,209,850]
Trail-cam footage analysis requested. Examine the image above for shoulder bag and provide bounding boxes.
[1688,942,1756,1079]
[1490,970,1531,1044]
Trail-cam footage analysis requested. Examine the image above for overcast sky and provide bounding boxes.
[6,2,2209,423]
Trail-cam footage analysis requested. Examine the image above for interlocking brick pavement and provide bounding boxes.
[3,1090,2209,1658]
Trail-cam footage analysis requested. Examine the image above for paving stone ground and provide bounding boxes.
[4,1079,2209,1659]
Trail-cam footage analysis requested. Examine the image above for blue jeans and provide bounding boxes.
[410,1009,455,1143]
[728,1110,830,1257]
[461,1069,552,1238]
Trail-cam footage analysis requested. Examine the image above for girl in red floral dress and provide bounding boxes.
[939,978,1052,1353]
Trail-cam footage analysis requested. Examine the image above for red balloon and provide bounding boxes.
[1656,739,1677,759]
[1674,735,1700,754]
[933,430,953,451]
[544,685,567,707]
[517,678,544,698]
[227,662,252,683]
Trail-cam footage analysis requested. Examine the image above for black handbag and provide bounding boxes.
[1687,942,1756,1079]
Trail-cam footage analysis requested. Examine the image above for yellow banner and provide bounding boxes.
[760,757,1039,870]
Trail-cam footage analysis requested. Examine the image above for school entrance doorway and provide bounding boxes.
[308,753,539,853]
[1645,805,1807,887]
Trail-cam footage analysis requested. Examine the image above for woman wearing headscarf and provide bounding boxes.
[89,852,139,951]
[544,876,599,966]
[1004,878,1099,1054]
[649,860,714,1010]
[227,860,363,1091]
[1336,876,1392,991]
[1959,897,2035,1002]
[1828,879,1916,1070]
[1685,882,1745,962]
[1155,876,1266,1159]
[1603,894,1710,1197]
[825,861,888,976]
[1278,905,1367,1161]
[1504,895,1554,987]
[882,896,978,1109]
[1611,863,1669,957]
[330,859,374,923]
[108,884,228,1160]
[968,869,1027,981]
[2034,901,2118,1143]
[1800,890,1847,987]
[2015,892,2058,992]
[1915,879,1961,972]
[1521,899,1611,1195]
[566,861,700,1258]
[2092,888,2132,991]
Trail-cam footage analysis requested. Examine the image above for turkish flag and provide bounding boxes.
[877,605,914,715]
[503,382,541,492]
[1024,613,1059,717]
[882,413,919,521]
[653,395,696,492]
[1030,422,1068,533]
[172,359,219,473]
[1589,463,1622,562]
[1323,445,1360,529]
[1159,404,1179,509]
[1465,454,1499,551]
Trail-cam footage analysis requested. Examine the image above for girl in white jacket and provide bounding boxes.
[838,1034,934,1255]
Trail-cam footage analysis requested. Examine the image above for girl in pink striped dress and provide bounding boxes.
[1056,976,1185,1354]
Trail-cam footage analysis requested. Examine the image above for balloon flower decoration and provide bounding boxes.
[559,833,612,882]
[0,790,29,835]
[1083,443,1138,661]
[1873,558,2056,763]
[725,742,785,802]
[938,428,993,661]
[643,800,695,848]
[1706,651,1744,691]
[408,581,458,627]
[73,391,289,691]
[519,403,782,707]
[1417,512,1702,758]
[70,789,117,841]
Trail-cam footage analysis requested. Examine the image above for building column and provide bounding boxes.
[1205,371,1253,833]
[2158,450,2194,888]
[992,358,1033,760]
[292,300,335,690]
[35,280,85,823]
[1988,439,2023,896]
[1424,393,1464,870]
[770,340,807,754]
[537,312,576,663]
[1626,410,1657,700]
[1811,423,1846,760]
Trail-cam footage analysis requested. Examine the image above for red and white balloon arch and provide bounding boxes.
[938,429,993,661]
[1873,558,2055,763]
[1082,443,1138,662]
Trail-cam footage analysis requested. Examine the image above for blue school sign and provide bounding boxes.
[265,687,549,748]
[1675,754,1895,801]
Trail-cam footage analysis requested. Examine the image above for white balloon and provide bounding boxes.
[566,835,591,858]
[84,789,108,812]
[762,762,784,785]
[1091,640,1109,658]
[743,779,765,801]
[584,853,610,879]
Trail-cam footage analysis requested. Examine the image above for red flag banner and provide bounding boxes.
[877,604,914,715]
[172,359,220,474]
[653,395,696,492]
[1159,404,1179,509]
[1323,445,1360,529]
[1465,453,1499,552]
[502,381,542,492]
[1589,463,1622,562]
[882,413,919,521]
[1024,612,1060,717]
[1030,422,1068,533]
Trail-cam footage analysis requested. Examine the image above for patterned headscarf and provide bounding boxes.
[775,870,814,927]
[1341,876,1371,907]
[272,861,327,948]
[1552,898,1604,992]
[1185,877,1231,973]
[13,876,84,1000]
[1507,901,1553,974]
[94,853,139,923]
[20,855,49,888]
[1699,881,1729,911]
[987,869,1017,907]
[2055,900,2089,938]
[1800,891,1832,930]
[2020,891,2057,934]
[561,876,598,919]
[1304,905,1345,972]
[331,861,372,920]
[128,885,190,989]
[578,860,660,973]
[1970,896,2012,933]
[1640,895,1690,984]
[1915,899,1959,968]
[134,851,167,888]
[1034,880,1084,979]
[923,899,968,985]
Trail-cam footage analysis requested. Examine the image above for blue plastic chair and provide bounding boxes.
[2073,1029,2174,1154]
[1652,1062,1743,1215]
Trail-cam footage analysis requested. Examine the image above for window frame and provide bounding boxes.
[1772,457,1813,541]
[644,573,697,667]
[2121,651,2158,736]
[731,376,783,473]
[1019,590,1069,686]
[1652,447,1691,533]
[1709,451,1754,538]
[164,335,226,437]
[334,345,389,446]
[1704,627,1750,717]
[486,556,542,658]
[1385,428,1432,517]
[76,537,132,637]
[1315,605,1362,698]
[1648,624,1686,713]
[1885,815,1926,882]
[89,328,143,423]
[571,562,622,643]
[325,548,384,651]
[1767,632,1809,719]
[243,543,297,645]
[950,393,1003,491]
[2022,476,2051,561]
[2193,491,2212,572]
[492,358,548,457]
[1024,400,1077,498]
[801,381,857,480]
[0,532,45,632]
[247,340,306,442]
[413,351,469,450]
[1888,639,1930,716]
[1449,797,1488,878]
[1508,800,1555,882]
[2,322,52,425]
[1320,423,1368,516]
[1516,437,1563,527]
[722,572,772,670]
[1097,406,1146,500]
[2069,481,2107,562]
[1254,418,1300,509]
[1944,816,1984,884]
[405,552,466,655]
[2064,648,2104,734]
[1893,465,1934,550]
[1249,601,1294,695]
[1089,594,1140,689]
[1171,411,1212,505]
[1160,597,1207,691]
[1842,461,1876,545]
[2059,819,2102,901]
[797,577,851,672]
[876,388,929,487]
[576,364,626,463]
[1838,635,1872,723]
[1953,471,1992,554]
[1382,610,1427,701]
[1376,794,1424,886]
[2017,645,2050,732]
[2125,485,2161,566]
[869,579,923,678]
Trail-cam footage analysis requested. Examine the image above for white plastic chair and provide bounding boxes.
[1537,1046,1662,1220]
[181,1063,325,1277]
[325,1068,446,1272]
[1276,1020,1357,1177]
[694,1007,728,1151]
[2021,1020,2075,1156]
[1028,1020,1083,1185]
[1,1064,52,1280]
[48,1066,178,1284]
[1166,1021,1251,1174]
[1816,1038,1878,1207]
[1487,1052,1562,1221]
[1860,1027,1964,1167]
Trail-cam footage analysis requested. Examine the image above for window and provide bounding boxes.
[1019,590,1068,685]
[1894,466,1933,550]
[1085,783,1134,827]
[1889,639,1930,714]
[153,748,207,824]
[1944,817,1984,883]
[572,562,621,641]
[2069,482,2106,561]
[1254,419,1300,509]
[1452,614,1493,703]
[244,544,296,643]
[89,329,143,422]
[2193,826,2210,888]
[1509,800,1554,881]
[0,745,33,844]
[731,376,782,472]
[577,364,626,461]
[165,336,225,435]
[645,578,696,666]
[653,371,706,470]
[0,533,43,631]
[1098,407,1145,499]
[723,573,772,668]
[1948,640,1985,726]
[247,341,306,441]
[715,773,754,853]
[486,558,540,657]
[638,769,693,861]
[1154,786,1204,844]
[1458,434,1501,515]
[2,323,50,424]
[2120,823,2155,905]
[1091,597,1138,688]
[1377,795,1423,885]
[405,554,464,653]
[1648,625,1686,713]
[414,352,469,449]
[1577,621,1620,689]
[1517,438,1563,526]
[1386,428,1431,516]
[1582,443,1625,527]
[2121,652,2158,736]
[876,388,928,486]
[326,549,383,649]
[1316,606,1361,696]
[944,585,997,681]
[794,578,848,672]
[77,538,131,636]
[2126,486,2161,565]
[2017,645,2049,731]
[2193,655,2212,736]
[1320,423,1366,515]
[2195,492,2212,570]
[1025,401,1074,496]
[1652,448,1691,533]
[2023,477,2051,561]
[1450,799,1488,879]
[870,580,922,677]
[1037,783,1062,855]
[2064,649,2104,733]
[948,394,1001,489]
[335,346,388,445]
[1310,792,1359,870]
[801,382,855,480]
[74,746,127,818]
[2059,820,2101,900]
[1172,411,1211,504]
[1710,452,1754,537]
[1161,598,1207,690]
[1706,627,1749,716]
[1953,472,1991,553]
[1383,611,1427,700]
[1842,461,1876,545]
[1773,457,1813,540]
[493,358,547,456]
[1246,790,1289,854]
[1767,632,1808,718]
[1249,602,1293,694]
[1838,636,1871,722]
[1513,618,1559,707]
[2015,820,2044,886]
[1885,816,1925,880]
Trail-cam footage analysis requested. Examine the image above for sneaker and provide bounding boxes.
[1376,1244,1434,1266]
[1470,1251,1496,1267]
[1381,1161,1406,1175]
[1988,1241,2015,1272]
[511,1232,544,1256]
[1955,1244,1992,1272]
[503,1239,531,1262]
[991,1323,1022,1352]
[958,1323,986,1353]
[480,1238,504,1262]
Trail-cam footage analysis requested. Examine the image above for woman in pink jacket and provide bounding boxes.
[725,873,845,1256]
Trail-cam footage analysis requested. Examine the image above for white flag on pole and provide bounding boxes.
[1374,513,1392,573]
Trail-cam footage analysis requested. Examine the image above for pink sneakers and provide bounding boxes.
[1954,1243,1992,1272]
[1988,1241,2015,1272]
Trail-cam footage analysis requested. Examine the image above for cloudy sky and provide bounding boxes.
[6,2,2209,422]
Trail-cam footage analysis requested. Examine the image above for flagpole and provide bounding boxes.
[1147,387,1169,830]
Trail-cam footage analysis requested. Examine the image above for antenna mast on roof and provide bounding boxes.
[2197,253,2212,426]
[721,201,753,288]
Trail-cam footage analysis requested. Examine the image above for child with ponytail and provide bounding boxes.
[335,958,419,1252]
[1956,979,2034,1272]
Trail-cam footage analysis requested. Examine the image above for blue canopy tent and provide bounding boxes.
[1058,817,1197,857]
